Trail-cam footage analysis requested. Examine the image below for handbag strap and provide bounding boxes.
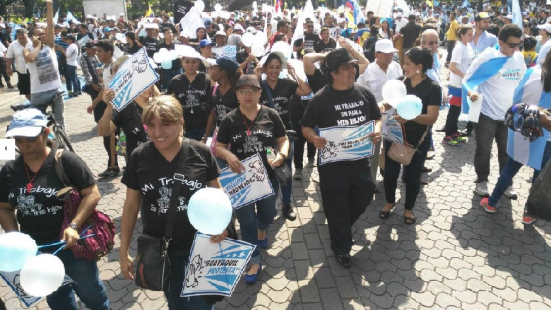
[400,124,428,150]
[262,80,275,108]
[53,149,73,188]
[164,138,189,242]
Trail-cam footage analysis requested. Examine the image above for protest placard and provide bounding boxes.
[212,45,237,61]
[318,121,374,165]
[219,154,274,209]
[109,47,159,111]
[0,271,73,308]
[382,113,404,145]
[181,233,255,297]
[366,0,394,17]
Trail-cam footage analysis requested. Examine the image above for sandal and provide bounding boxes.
[379,203,396,219]
[404,212,416,225]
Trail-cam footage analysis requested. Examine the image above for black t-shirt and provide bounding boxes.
[403,77,442,146]
[302,83,381,129]
[124,43,141,55]
[0,150,95,247]
[307,66,360,95]
[157,42,182,70]
[400,22,422,48]
[112,101,148,156]
[217,106,287,179]
[211,87,239,127]
[167,73,212,130]
[259,78,298,129]
[122,140,219,250]
[140,36,161,58]
[303,32,320,50]
[314,38,336,53]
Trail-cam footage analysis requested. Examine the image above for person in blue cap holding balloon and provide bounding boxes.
[379,47,441,225]
[0,108,110,310]
[119,96,229,309]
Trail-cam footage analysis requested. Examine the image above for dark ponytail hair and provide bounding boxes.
[125,31,139,46]
[542,51,551,92]
[405,47,433,74]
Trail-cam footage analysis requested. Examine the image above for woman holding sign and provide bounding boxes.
[380,47,441,225]
[119,96,228,309]
[216,74,289,285]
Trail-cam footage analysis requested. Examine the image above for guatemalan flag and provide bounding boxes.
[507,66,551,170]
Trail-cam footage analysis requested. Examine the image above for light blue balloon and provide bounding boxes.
[187,188,233,235]
[396,96,423,120]
[0,232,38,272]
[161,59,173,70]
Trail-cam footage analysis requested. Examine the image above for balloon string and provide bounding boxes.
[37,234,96,249]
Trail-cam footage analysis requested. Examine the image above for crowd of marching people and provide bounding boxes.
[2,0,551,308]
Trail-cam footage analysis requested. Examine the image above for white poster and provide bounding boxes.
[318,121,375,165]
[382,113,404,145]
[219,154,274,209]
[212,45,237,61]
[467,94,483,123]
[366,0,394,18]
[181,233,255,297]
[108,47,159,111]
[0,271,73,308]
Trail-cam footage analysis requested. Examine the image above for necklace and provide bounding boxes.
[23,152,49,194]
[241,112,256,137]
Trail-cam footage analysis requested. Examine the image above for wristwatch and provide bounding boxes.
[69,223,79,230]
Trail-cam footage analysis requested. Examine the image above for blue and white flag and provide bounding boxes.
[318,121,374,165]
[511,0,523,30]
[462,48,510,114]
[462,0,471,7]
[53,7,60,24]
[181,233,255,297]
[66,11,76,23]
[507,66,551,170]
[109,47,159,111]
[219,154,274,209]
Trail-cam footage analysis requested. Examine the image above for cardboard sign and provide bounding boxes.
[219,154,274,209]
[366,0,394,18]
[318,121,375,165]
[212,45,237,61]
[0,271,73,308]
[181,233,255,297]
[382,113,404,145]
[108,47,159,111]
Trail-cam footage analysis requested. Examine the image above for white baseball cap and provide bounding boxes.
[246,26,257,34]
[538,23,551,33]
[375,39,398,53]
[234,24,244,31]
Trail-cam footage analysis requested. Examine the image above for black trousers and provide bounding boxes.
[0,57,11,85]
[444,105,462,136]
[318,159,375,255]
[446,40,456,64]
[93,101,119,169]
[291,107,316,169]
[384,137,430,211]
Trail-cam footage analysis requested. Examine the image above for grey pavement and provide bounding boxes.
[2,72,551,310]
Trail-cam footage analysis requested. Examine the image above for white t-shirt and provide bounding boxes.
[26,45,62,94]
[449,41,474,87]
[7,40,33,74]
[476,50,526,121]
[0,41,6,55]
[358,60,403,103]
[102,59,115,87]
[66,43,79,67]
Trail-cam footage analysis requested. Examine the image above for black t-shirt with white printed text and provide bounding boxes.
[211,88,239,127]
[259,78,298,130]
[167,73,212,130]
[112,101,148,156]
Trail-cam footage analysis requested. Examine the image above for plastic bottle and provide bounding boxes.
[266,148,276,164]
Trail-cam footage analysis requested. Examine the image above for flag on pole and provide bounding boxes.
[511,0,523,30]
[66,11,75,23]
[462,0,471,7]
[145,6,154,18]
[53,7,60,24]
[274,0,283,13]
[346,0,365,24]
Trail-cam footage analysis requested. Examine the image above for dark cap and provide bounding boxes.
[324,48,358,71]
[236,74,261,89]
[85,42,96,48]
[54,24,62,29]
[216,57,239,73]
[199,39,215,48]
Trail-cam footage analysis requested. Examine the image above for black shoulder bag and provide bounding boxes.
[135,139,189,291]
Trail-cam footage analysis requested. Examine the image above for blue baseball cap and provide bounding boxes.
[6,108,48,138]
[199,39,215,48]
[216,57,239,73]
[203,17,212,27]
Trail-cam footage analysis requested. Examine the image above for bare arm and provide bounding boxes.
[203,109,216,143]
[541,112,551,131]
[409,105,439,125]
[23,45,41,63]
[302,126,327,149]
[119,188,142,280]
[288,64,312,96]
[303,52,325,76]
[62,184,101,248]
[6,58,13,75]
[216,142,246,174]
[448,62,464,79]
[0,202,18,232]
[45,0,55,48]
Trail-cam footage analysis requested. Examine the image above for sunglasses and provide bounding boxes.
[426,40,439,46]
[505,41,523,48]
[238,88,259,95]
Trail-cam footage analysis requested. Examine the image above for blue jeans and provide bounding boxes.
[31,88,64,127]
[235,178,279,265]
[184,127,206,141]
[165,250,214,310]
[65,65,80,93]
[489,141,551,206]
[46,250,109,310]
[162,68,182,91]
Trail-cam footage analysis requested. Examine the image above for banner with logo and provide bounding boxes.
[181,233,255,297]
[219,154,274,209]
[318,121,374,165]
[109,47,159,111]
[0,271,73,308]
[382,113,404,145]
[174,0,193,24]
[212,45,237,61]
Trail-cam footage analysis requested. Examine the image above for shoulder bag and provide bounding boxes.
[387,126,428,166]
[135,139,189,291]
[54,149,116,261]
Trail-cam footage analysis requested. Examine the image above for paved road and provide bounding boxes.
[1,74,551,310]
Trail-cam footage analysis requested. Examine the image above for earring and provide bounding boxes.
[416,69,420,74]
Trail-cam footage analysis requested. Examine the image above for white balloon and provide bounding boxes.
[153,48,169,63]
[20,254,65,297]
[194,0,205,12]
[187,188,232,235]
[255,32,267,45]
[251,43,265,57]
[242,33,255,47]
[382,80,407,107]
[271,41,292,60]
[214,4,222,12]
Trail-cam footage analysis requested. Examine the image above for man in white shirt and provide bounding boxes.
[23,0,65,127]
[6,28,32,99]
[358,39,402,182]
[394,13,408,34]
[0,40,12,89]
[464,24,526,197]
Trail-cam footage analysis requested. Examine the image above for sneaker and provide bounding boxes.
[7,83,14,89]
[522,212,536,225]
[474,181,489,196]
[307,157,315,167]
[458,129,472,137]
[282,204,297,221]
[442,136,459,145]
[504,186,518,200]
[336,254,352,268]
[480,197,496,213]
[293,168,303,180]
[98,167,120,178]
[452,133,467,143]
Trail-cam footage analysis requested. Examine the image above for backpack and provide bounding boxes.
[55,149,116,261]
[363,37,378,62]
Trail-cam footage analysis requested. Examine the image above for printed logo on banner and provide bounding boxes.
[382,114,404,145]
[0,271,73,308]
[109,47,159,111]
[181,233,255,297]
[319,121,374,165]
[219,154,274,209]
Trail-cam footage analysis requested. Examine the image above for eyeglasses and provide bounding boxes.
[505,41,523,48]
[238,88,259,95]
[307,25,314,28]
[426,40,439,46]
